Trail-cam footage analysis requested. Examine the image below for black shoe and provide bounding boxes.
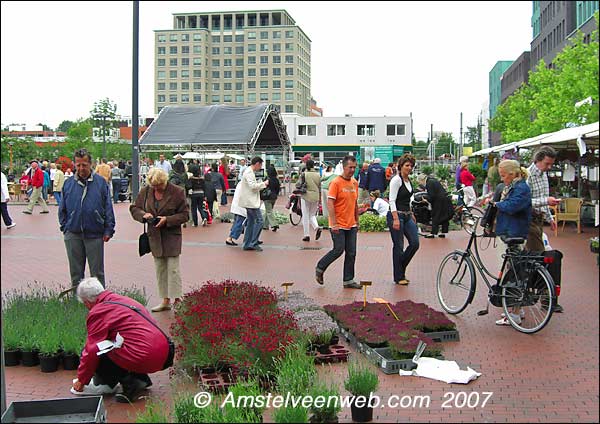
[302,236,310,242]
[438,234,446,238]
[553,304,564,313]
[115,378,147,403]
[225,239,238,246]
[424,234,435,239]
[257,240,264,244]
[315,269,324,285]
[272,226,279,232]
[343,281,362,289]
[315,227,322,240]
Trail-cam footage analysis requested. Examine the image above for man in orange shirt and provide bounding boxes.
[315,155,361,289]
[95,158,111,183]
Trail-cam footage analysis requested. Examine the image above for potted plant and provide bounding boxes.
[276,342,316,396]
[38,329,61,373]
[590,237,599,254]
[2,317,22,366]
[344,359,379,422]
[60,328,84,370]
[309,382,342,423]
[273,406,309,423]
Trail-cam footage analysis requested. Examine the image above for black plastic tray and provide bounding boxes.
[1,396,106,423]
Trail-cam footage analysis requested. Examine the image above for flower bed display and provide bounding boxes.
[324,300,457,361]
[171,280,299,377]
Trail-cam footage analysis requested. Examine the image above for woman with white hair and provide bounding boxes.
[459,158,477,207]
[129,168,189,312]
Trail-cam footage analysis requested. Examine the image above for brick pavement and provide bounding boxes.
[1,201,599,422]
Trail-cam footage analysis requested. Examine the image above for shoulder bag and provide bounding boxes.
[138,188,152,257]
[295,172,307,194]
[104,301,175,370]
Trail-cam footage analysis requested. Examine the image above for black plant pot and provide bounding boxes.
[62,353,80,370]
[350,400,373,423]
[310,414,339,423]
[21,349,40,367]
[330,334,340,345]
[4,349,21,366]
[317,344,331,354]
[39,353,60,373]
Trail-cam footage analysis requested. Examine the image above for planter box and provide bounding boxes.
[422,330,460,342]
[311,343,350,365]
[1,396,106,423]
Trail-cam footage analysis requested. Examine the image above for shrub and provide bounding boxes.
[275,342,316,396]
[135,399,170,423]
[435,166,451,182]
[344,358,379,396]
[309,382,342,423]
[358,213,387,232]
[273,406,309,423]
[421,165,433,176]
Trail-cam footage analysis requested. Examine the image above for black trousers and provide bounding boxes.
[93,355,152,389]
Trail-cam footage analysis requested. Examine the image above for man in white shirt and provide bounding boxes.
[1,172,16,228]
[237,157,269,251]
[155,154,172,174]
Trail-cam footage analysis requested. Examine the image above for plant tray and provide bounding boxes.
[363,347,418,374]
[198,370,236,394]
[312,343,351,364]
[422,330,460,342]
[1,396,106,423]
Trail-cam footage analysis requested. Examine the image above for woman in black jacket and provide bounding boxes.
[263,165,281,232]
[187,164,209,227]
[418,174,453,238]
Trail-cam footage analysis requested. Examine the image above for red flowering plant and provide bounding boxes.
[171,280,299,377]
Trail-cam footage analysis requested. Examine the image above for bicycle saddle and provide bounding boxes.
[500,236,525,246]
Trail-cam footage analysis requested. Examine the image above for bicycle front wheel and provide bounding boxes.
[289,212,301,226]
[501,265,554,334]
[436,251,476,314]
[461,206,484,236]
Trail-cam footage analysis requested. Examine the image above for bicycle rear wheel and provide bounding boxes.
[436,251,476,314]
[289,212,301,226]
[501,265,554,333]
[461,206,484,236]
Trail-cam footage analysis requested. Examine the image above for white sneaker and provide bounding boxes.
[496,313,522,326]
[501,310,525,319]
[7,223,16,229]
[71,379,120,396]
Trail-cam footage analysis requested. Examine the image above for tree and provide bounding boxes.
[57,120,75,133]
[435,132,455,157]
[90,98,118,159]
[36,123,52,131]
[490,12,599,142]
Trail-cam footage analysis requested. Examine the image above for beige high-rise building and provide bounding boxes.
[154,10,311,116]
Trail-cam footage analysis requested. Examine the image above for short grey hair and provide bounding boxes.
[417,173,428,185]
[77,277,105,303]
[459,156,469,164]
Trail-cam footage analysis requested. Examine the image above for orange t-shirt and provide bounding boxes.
[327,176,358,229]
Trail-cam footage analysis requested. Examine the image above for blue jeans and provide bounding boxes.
[53,191,62,206]
[243,208,263,249]
[229,214,246,240]
[111,178,121,203]
[387,212,420,282]
[190,193,208,226]
[316,227,357,282]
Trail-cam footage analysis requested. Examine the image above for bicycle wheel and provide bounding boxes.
[436,251,476,314]
[501,265,554,333]
[461,206,484,236]
[289,211,301,226]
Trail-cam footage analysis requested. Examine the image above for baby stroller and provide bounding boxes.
[411,191,432,226]
[117,178,130,202]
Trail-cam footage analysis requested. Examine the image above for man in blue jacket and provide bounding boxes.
[59,149,115,288]
[366,158,386,193]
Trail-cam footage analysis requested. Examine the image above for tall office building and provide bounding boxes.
[488,60,513,145]
[154,10,312,116]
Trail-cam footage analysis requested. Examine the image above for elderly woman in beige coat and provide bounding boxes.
[130,168,189,312]
[301,159,323,242]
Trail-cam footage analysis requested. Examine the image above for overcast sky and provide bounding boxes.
[1,1,532,141]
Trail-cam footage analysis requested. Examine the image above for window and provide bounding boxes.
[181,34,189,42]
[170,34,178,42]
[212,71,220,78]
[235,82,243,90]
[248,68,256,77]
[170,58,178,66]
[223,95,232,103]
[193,70,201,77]
[260,68,268,76]
[212,47,220,54]
[169,70,177,78]
[193,58,202,65]
[285,30,294,38]
[235,70,244,78]
[272,68,281,76]
[224,83,232,90]
[212,83,220,90]
[260,43,269,51]
[181,94,190,102]
[273,30,281,39]
[260,93,269,101]
[260,80,268,88]
[193,82,201,90]
[235,34,244,42]
[273,55,281,63]
[181,46,189,54]
[181,82,189,90]
[235,94,244,103]
[327,125,345,136]
[158,58,166,66]
[235,46,244,54]
[212,59,221,66]
[260,55,268,64]
[169,46,178,54]
[285,43,293,51]
[181,70,189,78]
[158,95,166,102]
[357,124,376,136]
[272,93,281,101]
[158,47,166,55]
[158,34,166,42]
[212,95,220,102]
[181,58,190,66]
[248,56,256,64]
[169,82,177,90]
[247,31,256,39]
[193,33,202,41]
[223,35,232,42]
[247,93,257,102]
[248,81,256,89]
[248,44,256,52]
[169,94,177,102]
[223,71,232,79]
[193,94,202,102]
[212,35,220,43]
[386,124,406,136]
[158,82,165,90]
[273,43,281,52]
[223,47,232,54]
[193,45,201,53]
[235,58,244,66]
[272,80,281,89]
[298,125,316,136]
[285,68,294,76]
[285,80,294,88]
[285,93,294,101]
[224,58,232,67]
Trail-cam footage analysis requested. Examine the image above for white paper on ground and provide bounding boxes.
[400,357,481,384]
[96,332,124,356]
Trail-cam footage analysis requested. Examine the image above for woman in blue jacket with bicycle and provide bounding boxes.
[489,159,531,325]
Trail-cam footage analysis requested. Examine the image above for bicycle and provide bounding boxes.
[450,187,486,236]
[436,216,556,333]
[287,192,302,226]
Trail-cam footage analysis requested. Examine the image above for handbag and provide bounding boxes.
[104,301,175,370]
[138,188,152,257]
[260,187,272,200]
[295,172,307,194]
[480,203,498,237]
